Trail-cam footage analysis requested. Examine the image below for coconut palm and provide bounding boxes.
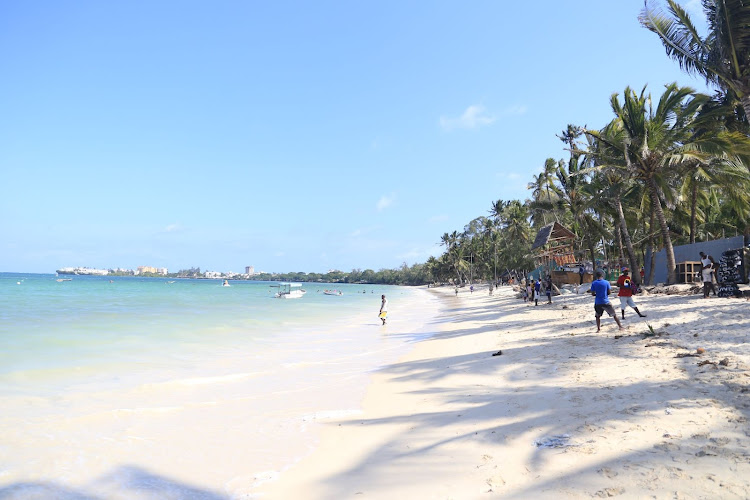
[640,0,750,119]
[548,125,606,267]
[586,168,643,281]
[527,158,561,226]
[587,83,750,283]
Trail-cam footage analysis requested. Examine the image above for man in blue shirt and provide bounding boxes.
[590,270,623,332]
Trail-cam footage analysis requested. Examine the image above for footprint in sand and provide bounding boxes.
[653,441,681,452]
[485,473,505,491]
[597,467,618,479]
[594,486,625,497]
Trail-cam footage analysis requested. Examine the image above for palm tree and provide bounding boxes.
[587,83,750,283]
[677,156,750,243]
[640,0,750,119]
[440,231,464,284]
[550,125,604,267]
[586,167,643,281]
[527,158,560,226]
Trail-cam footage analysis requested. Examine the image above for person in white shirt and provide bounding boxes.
[699,251,716,298]
[379,295,388,325]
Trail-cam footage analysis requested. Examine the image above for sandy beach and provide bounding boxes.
[257,284,750,499]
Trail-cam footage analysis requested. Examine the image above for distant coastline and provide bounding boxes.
[53,263,433,285]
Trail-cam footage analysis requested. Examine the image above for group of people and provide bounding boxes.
[590,267,647,332]
[430,250,720,333]
[522,275,553,306]
[591,249,717,331]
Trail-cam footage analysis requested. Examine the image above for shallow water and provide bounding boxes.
[0,273,441,498]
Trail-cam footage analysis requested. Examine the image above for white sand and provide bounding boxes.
[256,284,750,499]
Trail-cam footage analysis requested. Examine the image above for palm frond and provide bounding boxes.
[640,1,712,81]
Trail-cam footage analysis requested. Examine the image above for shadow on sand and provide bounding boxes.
[0,465,228,500]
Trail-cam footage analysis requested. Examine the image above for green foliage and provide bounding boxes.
[238,263,435,286]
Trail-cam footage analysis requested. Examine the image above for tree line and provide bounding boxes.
[426,1,750,286]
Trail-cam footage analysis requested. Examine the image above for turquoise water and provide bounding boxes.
[0,272,441,497]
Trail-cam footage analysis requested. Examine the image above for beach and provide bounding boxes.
[0,276,440,499]
[258,284,750,499]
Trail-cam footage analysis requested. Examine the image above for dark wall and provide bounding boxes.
[645,236,746,284]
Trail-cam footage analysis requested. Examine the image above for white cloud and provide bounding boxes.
[351,225,380,237]
[439,105,496,131]
[504,104,527,115]
[396,248,423,261]
[396,244,443,263]
[376,193,396,211]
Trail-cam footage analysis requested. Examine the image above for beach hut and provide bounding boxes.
[530,222,580,285]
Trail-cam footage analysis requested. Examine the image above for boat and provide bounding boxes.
[324,289,343,296]
[222,280,231,287]
[272,282,306,299]
[56,278,73,282]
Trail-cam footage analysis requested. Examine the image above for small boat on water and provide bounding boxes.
[324,289,343,296]
[272,282,306,299]
[56,278,72,282]
[222,280,231,287]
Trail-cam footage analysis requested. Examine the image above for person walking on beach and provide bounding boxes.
[699,251,717,298]
[534,279,541,306]
[616,268,646,320]
[579,264,585,285]
[590,270,623,332]
[379,294,388,325]
[545,275,553,304]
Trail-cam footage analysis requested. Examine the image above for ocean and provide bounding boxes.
[0,272,442,499]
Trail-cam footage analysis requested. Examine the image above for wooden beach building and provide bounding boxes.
[530,222,587,285]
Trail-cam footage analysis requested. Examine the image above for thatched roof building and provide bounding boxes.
[531,222,577,267]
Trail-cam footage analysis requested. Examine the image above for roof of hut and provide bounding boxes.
[531,222,577,251]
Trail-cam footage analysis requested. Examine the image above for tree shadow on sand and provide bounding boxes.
[0,465,228,500]
[304,290,749,498]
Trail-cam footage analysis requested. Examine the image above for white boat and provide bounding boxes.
[273,282,306,299]
[324,289,343,296]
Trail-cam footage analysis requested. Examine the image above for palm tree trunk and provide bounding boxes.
[742,95,750,145]
[615,224,624,268]
[615,196,640,283]
[690,182,697,244]
[648,177,677,284]
[646,207,656,285]
[586,234,597,273]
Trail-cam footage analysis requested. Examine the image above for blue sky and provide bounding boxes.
[1,1,710,274]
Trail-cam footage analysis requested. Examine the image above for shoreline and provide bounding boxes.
[0,280,438,499]
[256,284,750,499]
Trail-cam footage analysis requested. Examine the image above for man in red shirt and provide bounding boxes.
[617,268,646,320]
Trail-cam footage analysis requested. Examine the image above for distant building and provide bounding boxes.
[157,268,168,275]
[245,266,255,275]
[205,271,223,279]
[137,266,158,275]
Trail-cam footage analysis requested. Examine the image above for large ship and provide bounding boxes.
[56,267,109,276]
